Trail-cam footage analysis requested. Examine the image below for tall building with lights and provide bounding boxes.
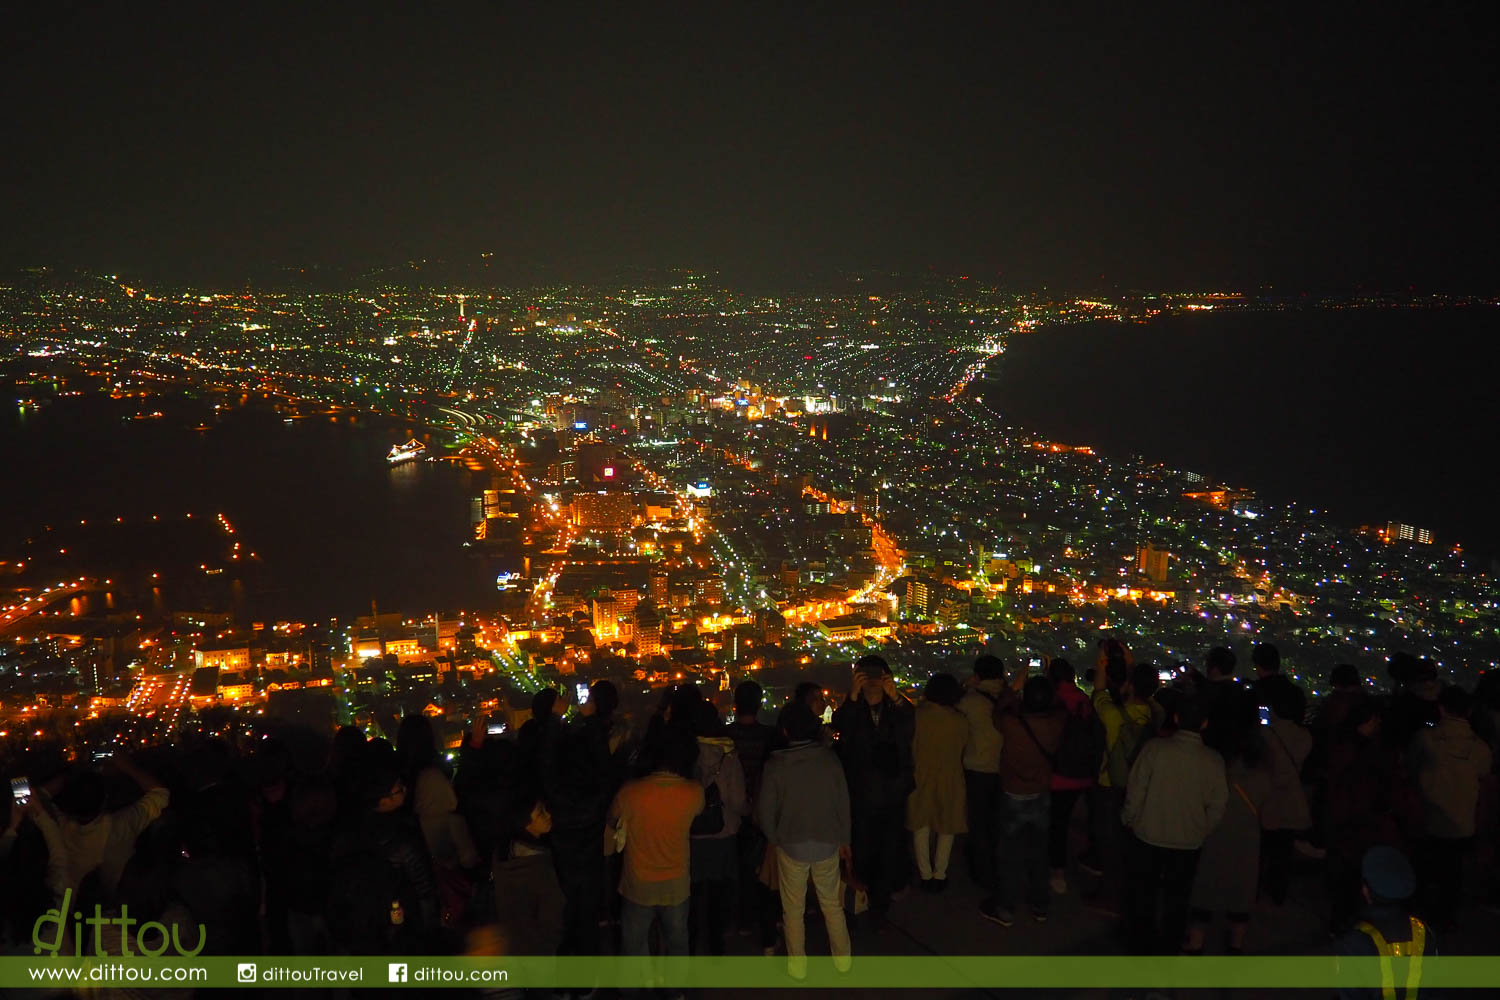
[1136,543,1171,584]
[1384,521,1434,545]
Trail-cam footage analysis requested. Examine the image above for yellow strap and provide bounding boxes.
[1407,919,1425,997]
[1355,919,1425,999]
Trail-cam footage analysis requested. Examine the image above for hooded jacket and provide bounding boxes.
[758,740,851,852]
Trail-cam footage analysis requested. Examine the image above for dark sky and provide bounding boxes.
[4,1,1497,288]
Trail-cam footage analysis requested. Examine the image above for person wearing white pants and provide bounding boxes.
[775,847,853,978]
[907,675,969,892]
[912,826,955,882]
[757,701,854,979]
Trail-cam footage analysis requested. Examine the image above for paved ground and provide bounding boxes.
[702,839,1500,999]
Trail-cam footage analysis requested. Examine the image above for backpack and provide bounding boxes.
[1105,700,1160,787]
[1054,705,1107,782]
[690,757,726,836]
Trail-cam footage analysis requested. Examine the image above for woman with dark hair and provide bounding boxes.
[907,672,969,892]
[1187,688,1269,954]
[489,790,565,956]
[397,713,479,928]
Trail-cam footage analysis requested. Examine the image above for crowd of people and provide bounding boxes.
[1,642,1496,993]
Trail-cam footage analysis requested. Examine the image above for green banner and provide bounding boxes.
[4,955,1500,989]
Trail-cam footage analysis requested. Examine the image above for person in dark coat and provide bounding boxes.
[728,680,781,953]
[325,746,439,954]
[1324,698,1404,932]
[544,681,620,959]
[490,791,565,956]
[831,655,914,922]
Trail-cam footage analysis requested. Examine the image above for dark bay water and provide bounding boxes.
[1,396,492,621]
[982,306,1500,558]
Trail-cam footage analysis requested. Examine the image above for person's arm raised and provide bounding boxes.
[110,754,163,791]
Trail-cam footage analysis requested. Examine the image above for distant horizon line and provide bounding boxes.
[6,262,1499,300]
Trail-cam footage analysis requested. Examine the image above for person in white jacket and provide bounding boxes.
[1120,699,1227,954]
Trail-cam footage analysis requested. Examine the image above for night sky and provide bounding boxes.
[4,1,1497,288]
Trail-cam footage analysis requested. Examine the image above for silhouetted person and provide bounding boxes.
[1261,678,1313,906]
[688,700,746,956]
[1199,646,1240,723]
[262,773,338,954]
[326,745,438,953]
[1324,697,1403,932]
[548,680,620,960]
[982,675,1065,927]
[1187,691,1267,954]
[398,713,479,928]
[958,655,1006,897]
[1386,654,1442,749]
[1409,684,1491,924]
[1046,657,1096,895]
[728,680,780,953]
[831,655,914,924]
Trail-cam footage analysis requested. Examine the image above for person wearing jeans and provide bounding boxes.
[982,676,1065,926]
[620,897,689,962]
[759,701,853,979]
[994,791,1051,923]
[605,729,704,990]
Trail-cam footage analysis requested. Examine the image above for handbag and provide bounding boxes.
[691,758,726,836]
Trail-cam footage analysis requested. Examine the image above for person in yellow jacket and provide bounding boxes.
[1335,846,1436,1000]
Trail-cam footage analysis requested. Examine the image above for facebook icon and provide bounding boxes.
[388,963,408,983]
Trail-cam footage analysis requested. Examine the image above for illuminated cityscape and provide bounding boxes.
[4,2,1499,987]
[2,272,1495,756]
